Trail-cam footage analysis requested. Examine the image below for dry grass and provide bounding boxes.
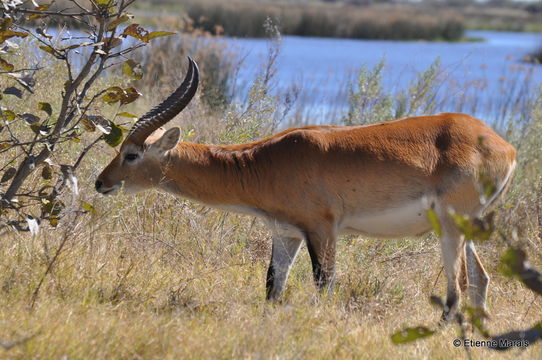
[1,190,540,358]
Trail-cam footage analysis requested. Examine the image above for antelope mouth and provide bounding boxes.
[97,185,120,196]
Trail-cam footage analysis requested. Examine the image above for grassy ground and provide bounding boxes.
[1,191,540,359]
[1,15,542,359]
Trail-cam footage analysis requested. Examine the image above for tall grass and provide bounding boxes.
[1,28,541,359]
[183,0,465,41]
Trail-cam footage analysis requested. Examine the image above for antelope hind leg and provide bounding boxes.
[465,241,490,312]
[266,235,303,301]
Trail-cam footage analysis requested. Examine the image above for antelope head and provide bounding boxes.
[95,57,199,195]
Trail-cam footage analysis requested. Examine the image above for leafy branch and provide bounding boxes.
[0,0,175,232]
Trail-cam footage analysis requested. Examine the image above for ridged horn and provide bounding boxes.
[127,57,199,145]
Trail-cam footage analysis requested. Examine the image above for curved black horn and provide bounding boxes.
[127,57,199,145]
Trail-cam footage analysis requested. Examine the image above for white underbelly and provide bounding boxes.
[340,200,432,238]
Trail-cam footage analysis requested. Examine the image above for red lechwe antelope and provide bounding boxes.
[96,58,516,320]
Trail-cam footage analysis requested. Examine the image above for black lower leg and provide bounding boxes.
[265,257,275,300]
[441,293,458,321]
[306,239,329,289]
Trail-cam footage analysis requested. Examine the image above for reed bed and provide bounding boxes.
[183,1,465,41]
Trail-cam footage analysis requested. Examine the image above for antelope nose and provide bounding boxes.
[95,179,103,191]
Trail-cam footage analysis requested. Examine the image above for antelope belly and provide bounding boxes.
[340,200,432,238]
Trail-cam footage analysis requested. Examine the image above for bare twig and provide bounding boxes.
[15,8,94,17]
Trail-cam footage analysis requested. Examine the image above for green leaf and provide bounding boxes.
[0,57,14,71]
[38,185,54,197]
[41,164,52,180]
[39,45,55,55]
[38,102,52,116]
[122,59,143,80]
[1,109,16,121]
[499,247,523,278]
[425,208,441,237]
[49,216,59,227]
[146,30,176,41]
[478,173,496,204]
[102,86,124,104]
[465,307,490,338]
[62,43,85,51]
[107,15,130,31]
[0,142,10,151]
[1,167,16,183]
[450,212,493,242]
[42,198,64,216]
[103,121,124,147]
[391,326,435,344]
[28,2,52,20]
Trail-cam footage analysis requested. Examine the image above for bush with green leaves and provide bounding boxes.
[0,0,177,233]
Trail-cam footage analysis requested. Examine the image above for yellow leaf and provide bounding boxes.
[118,112,138,119]
[103,37,123,49]
[102,86,124,104]
[147,31,176,41]
[81,116,96,132]
[0,57,14,71]
[120,87,140,105]
[123,24,149,43]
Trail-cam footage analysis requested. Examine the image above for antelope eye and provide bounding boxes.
[125,153,138,162]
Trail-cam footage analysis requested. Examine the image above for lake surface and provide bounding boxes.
[225,30,542,125]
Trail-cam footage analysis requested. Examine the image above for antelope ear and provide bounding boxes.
[152,127,167,138]
[154,127,181,153]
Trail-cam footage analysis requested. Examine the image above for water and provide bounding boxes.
[38,28,542,125]
[225,31,542,124]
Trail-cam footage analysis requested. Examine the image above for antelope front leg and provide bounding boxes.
[266,236,303,301]
[306,229,337,295]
